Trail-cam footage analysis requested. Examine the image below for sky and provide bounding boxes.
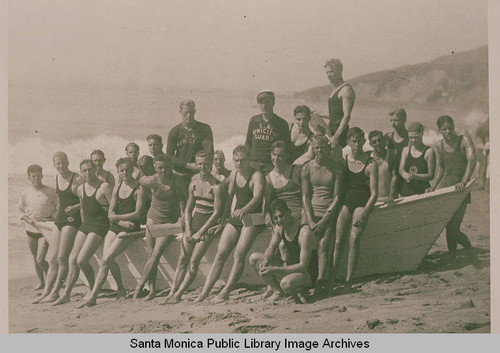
[8,0,488,94]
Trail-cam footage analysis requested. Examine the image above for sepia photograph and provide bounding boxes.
[6,0,491,334]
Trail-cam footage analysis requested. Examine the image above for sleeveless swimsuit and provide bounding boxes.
[109,182,141,234]
[228,170,263,232]
[343,157,372,214]
[279,223,318,286]
[328,83,351,147]
[55,173,82,231]
[268,165,303,220]
[308,162,335,220]
[387,131,409,195]
[147,175,180,224]
[191,179,220,233]
[290,124,313,162]
[401,146,431,196]
[436,136,471,203]
[79,182,109,237]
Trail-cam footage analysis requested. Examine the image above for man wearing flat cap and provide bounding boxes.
[245,90,292,173]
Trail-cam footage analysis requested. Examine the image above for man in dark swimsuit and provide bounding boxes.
[166,99,214,204]
[245,90,292,173]
[385,108,409,196]
[430,115,477,265]
[302,134,344,295]
[78,158,145,308]
[289,105,314,163]
[125,142,144,180]
[331,127,378,291]
[53,159,113,305]
[91,149,116,187]
[249,199,318,303]
[324,59,355,156]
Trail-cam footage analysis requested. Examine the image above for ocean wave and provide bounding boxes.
[8,134,247,175]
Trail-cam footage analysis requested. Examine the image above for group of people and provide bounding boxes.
[17,58,478,307]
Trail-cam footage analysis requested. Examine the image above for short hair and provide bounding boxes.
[195,150,211,160]
[53,151,68,162]
[90,149,105,159]
[138,155,153,165]
[293,105,311,118]
[147,134,162,144]
[179,99,195,110]
[80,159,95,169]
[233,145,249,156]
[153,154,170,164]
[213,150,226,162]
[324,58,343,73]
[271,140,288,153]
[347,127,365,140]
[115,157,132,169]
[310,134,329,147]
[27,164,42,176]
[270,198,289,215]
[368,130,384,140]
[437,115,454,129]
[388,108,407,122]
[125,142,139,152]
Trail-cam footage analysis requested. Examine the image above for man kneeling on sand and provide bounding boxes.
[249,199,318,303]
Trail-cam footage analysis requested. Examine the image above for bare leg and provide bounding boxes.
[75,232,104,299]
[211,225,262,303]
[195,224,239,302]
[446,201,472,261]
[281,273,312,294]
[316,221,334,287]
[34,229,60,303]
[165,235,195,302]
[133,235,172,300]
[168,236,214,303]
[27,235,44,289]
[331,206,352,284]
[345,207,366,287]
[248,252,283,298]
[44,225,79,301]
[78,233,132,308]
[52,231,87,305]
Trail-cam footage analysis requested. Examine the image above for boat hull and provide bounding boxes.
[90,181,473,290]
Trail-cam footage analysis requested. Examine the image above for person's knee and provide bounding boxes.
[280,276,296,293]
[35,254,46,266]
[76,255,89,269]
[248,252,261,266]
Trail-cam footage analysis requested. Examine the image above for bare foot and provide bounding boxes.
[168,295,182,304]
[261,286,273,299]
[40,293,59,303]
[194,294,207,303]
[34,283,45,291]
[52,295,70,306]
[76,298,96,309]
[267,291,284,303]
[116,288,126,299]
[132,287,142,300]
[145,290,156,301]
[296,292,309,304]
[210,292,229,304]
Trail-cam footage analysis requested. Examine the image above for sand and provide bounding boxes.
[8,188,490,333]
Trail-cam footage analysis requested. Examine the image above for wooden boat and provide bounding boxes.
[86,180,474,291]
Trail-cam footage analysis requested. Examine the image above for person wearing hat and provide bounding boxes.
[385,108,409,196]
[324,59,356,155]
[245,90,292,174]
[399,122,435,196]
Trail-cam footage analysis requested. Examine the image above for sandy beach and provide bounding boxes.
[8,187,490,333]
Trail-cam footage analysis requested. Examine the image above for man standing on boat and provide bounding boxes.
[324,59,356,157]
[385,109,409,196]
[369,130,398,202]
[430,116,478,265]
[245,90,292,174]
[301,134,344,296]
[166,99,214,204]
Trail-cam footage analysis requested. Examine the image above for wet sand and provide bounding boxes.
[9,189,490,333]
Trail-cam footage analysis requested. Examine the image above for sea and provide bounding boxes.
[7,84,487,279]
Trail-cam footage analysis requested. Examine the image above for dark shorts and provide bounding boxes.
[227,220,266,234]
[79,221,110,238]
[55,216,82,231]
[191,212,211,233]
[26,231,43,239]
[343,190,370,215]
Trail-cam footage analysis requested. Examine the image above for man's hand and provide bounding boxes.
[231,209,246,220]
[353,212,368,228]
[186,163,198,172]
[329,135,339,149]
[265,213,273,228]
[425,186,435,193]
[455,182,466,192]
[259,265,278,276]
[21,216,35,225]
[402,172,413,183]
[117,220,135,230]
[64,205,78,215]
[313,216,329,237]
[207,224,224,236]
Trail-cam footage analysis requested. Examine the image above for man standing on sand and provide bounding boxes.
[369,130,398,202]
[52,159,113,306]
[17,164,58,291]
[166,99,214,204]
[385,109,409,196]
[324,59,356,156]
[245,90,292,174]
[301,134,344,296]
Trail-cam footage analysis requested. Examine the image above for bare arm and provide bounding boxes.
[111,188,145,222]
[183,181,196,239]
[331,86,355,144]
[107,184,120,220]
[430,143,444,190]
[263,225,281,264]
[220,171,237,223]
[461,134,476,186]
[399,147,410,181]
[238,171,265,215]
[301,162,315,227]
[194,184,224,239]
[388,151,398,199]
[268,231,315,275]
[354,159,378,228]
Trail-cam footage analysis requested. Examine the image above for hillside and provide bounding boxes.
[294,46,488,110]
